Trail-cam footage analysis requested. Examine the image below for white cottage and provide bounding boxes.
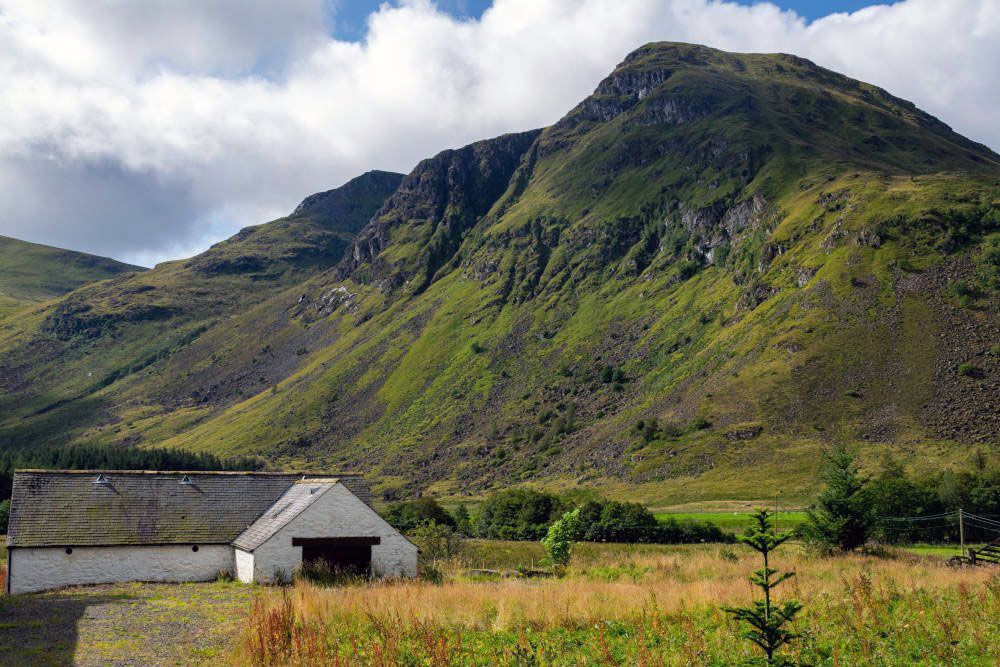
[5,470,417,594]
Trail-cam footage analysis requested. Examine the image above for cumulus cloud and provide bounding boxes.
[0,0,996,265]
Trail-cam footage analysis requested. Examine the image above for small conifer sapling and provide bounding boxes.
[723,508,803,665]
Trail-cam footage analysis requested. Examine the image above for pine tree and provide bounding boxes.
[723,508,802,666]
[804,444,872,551]
[452,503,472,536]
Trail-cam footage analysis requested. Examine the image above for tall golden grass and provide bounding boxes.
[236,543,999,666]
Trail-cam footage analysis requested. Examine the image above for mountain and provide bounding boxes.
[1,43,997,506]
[0,236,142,318]
[0,170,401,448]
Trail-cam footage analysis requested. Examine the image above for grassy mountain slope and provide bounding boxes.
[0,170,402,452]
[1,44,997,505]
[0,236,142,318]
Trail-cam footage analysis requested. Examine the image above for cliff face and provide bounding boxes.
[341,130,541,293]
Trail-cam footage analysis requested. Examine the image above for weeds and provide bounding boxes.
[237,543,999,665]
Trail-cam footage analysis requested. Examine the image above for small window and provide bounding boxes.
[192,545,199,552]
[92,473,110,485]
[180,475,194,485]
[65,547,73,555]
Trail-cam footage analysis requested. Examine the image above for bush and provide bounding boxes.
[542,508,582,566]
[410,522,463,562]
[867,455,1000,544]
[294,560,367,587]
[578,500,733,544]
[657,517,733,544]
[474,489,567,540]
[958,362,979,377]
[471,491,733,544]
[0,498,8,534]
[691,416,712,430]
[577,500,659,542]
[384,497,456,532]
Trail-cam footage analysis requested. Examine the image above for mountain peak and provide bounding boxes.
[552,40,998,172]
[291,170,405,233]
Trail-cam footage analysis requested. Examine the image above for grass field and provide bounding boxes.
[900,543,983,558]
[0,540,995,665]
[239,540,999,666]
[656,510,809,533]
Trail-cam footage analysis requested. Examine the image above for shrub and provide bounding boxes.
[657,517,733,544]
[410,522,463,562]
[634,419,661,443]
[957,362,978,377]
[541,508,582,566]
[0,498,8,534]
[691,416,712,430]
[578,501,733,544]
[295,560,367,587]
[384,497,456,532]
[474,489,567,540]
[577,500,659,542]
[677,259,701,280]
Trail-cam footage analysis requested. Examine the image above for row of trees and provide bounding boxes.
[0,443,264,531]
[804,446,999,550]
[384,489,731,544]
[725,447,999,666]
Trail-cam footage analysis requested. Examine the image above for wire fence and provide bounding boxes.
[875,510,1000,545]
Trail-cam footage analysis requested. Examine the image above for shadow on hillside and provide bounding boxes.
[0,590,137,666]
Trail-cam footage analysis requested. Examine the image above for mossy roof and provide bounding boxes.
[231,479,340,551]
[6,470,371,548]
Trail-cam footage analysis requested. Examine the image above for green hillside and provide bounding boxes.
[0,43,996,507]
[0,236,142,317]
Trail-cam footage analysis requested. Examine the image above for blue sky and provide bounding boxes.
[329,1,889,41]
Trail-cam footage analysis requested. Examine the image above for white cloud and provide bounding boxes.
[0,0,996,265]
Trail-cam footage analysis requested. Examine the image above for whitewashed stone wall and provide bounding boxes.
[251,484,417,583]
[235,548,255,584]
[8,544,234,594]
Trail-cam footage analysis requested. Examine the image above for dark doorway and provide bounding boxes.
[293,537,380,575]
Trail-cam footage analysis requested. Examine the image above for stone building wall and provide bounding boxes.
[8,544,233,594]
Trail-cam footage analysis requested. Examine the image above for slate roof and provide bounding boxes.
[7,470,372,548]
[232,479,339,551]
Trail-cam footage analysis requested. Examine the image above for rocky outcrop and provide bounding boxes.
[291,170,403,233]
[340,130,541,293]
[42,300,176,340]
[676,193,769,265]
